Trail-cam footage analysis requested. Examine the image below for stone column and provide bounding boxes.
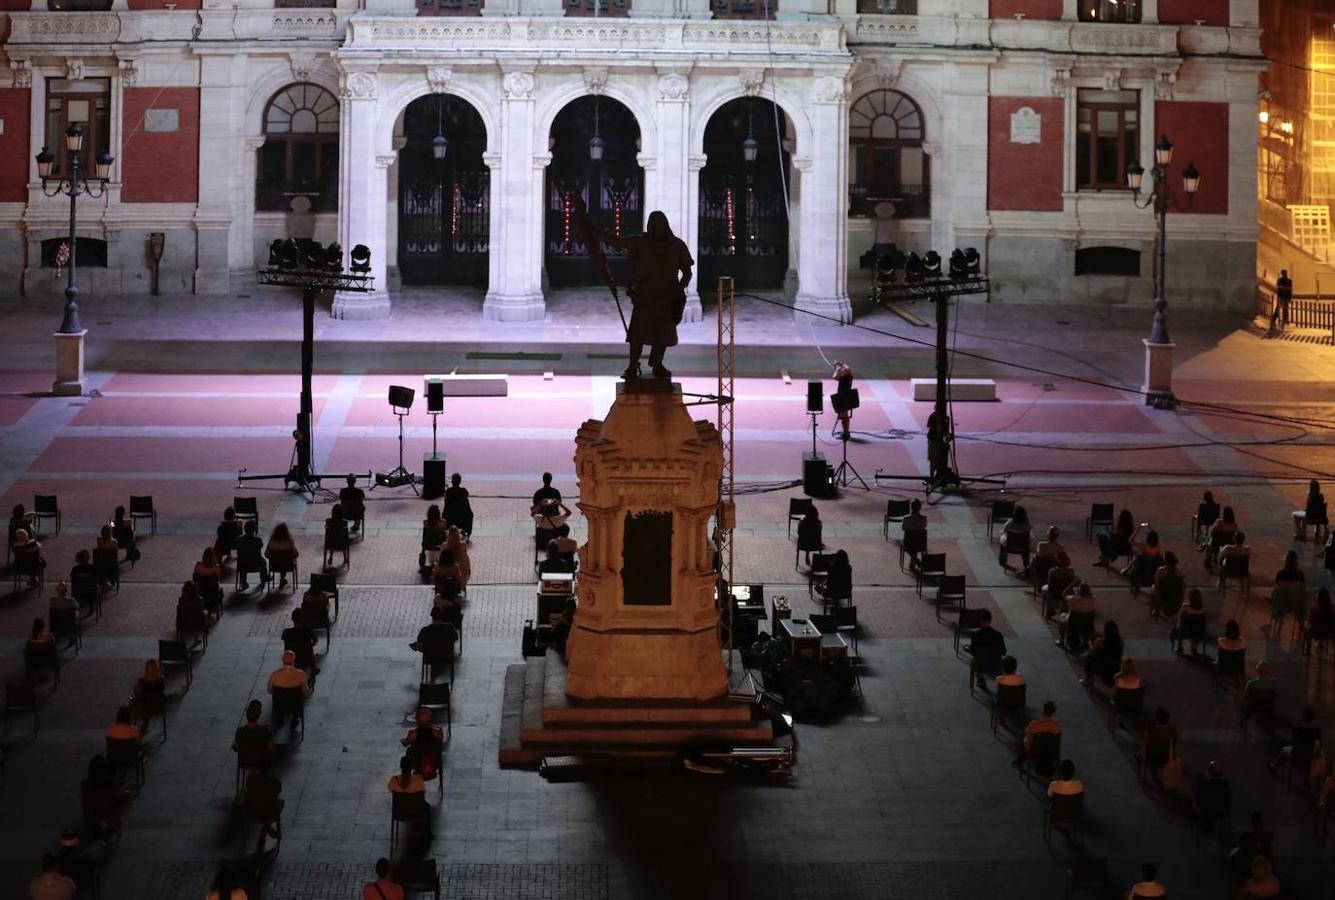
[683,154,706,317]
[794,74,852,325]
[483,69,545,322]
[195,54,244,294]
[333,68,391,319]
[651,70,701,322]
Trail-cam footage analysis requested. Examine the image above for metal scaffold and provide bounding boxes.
[716,276,737,669]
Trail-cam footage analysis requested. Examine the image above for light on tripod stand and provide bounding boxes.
[830,386,867,490]
[376,385,419,493]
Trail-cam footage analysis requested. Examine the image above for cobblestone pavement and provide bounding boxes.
[1,296,1334,898]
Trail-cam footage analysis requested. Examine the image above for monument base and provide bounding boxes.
[499,652,773,769]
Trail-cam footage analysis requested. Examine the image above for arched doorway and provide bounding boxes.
[544,96,644,287]
[698,97,791,291]
[256,83,339,214]
[848,89,929,219]
[397,94,489,287]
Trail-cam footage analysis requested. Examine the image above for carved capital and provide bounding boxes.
[426,65,452,94]
[1154,70,1176,101]
[66,59,84,82]
[392,134,408,151]
[533,152,553,170]
[921,141,941,158]
[482,151,501,169]
[812,75,847,104]
[341,70,377,100]
[1102,69,1124,91]
[687,155,708,172]
[738,69,764,97]
[872,59,901,90]
[117,58,139,88]
[242,135,267,151]
[502,70,534,100]
[583,67,608,96]
[289,53,317,84]
[11,60,31,89]
[375,153,397,168]
[792,156,813,173]
[1049,66,1071,98]
[657,72,688,101]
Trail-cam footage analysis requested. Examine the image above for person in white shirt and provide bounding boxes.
[532,501,571,532]
[266,650,310,697]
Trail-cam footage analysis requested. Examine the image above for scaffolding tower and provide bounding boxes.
[716,276,737,670]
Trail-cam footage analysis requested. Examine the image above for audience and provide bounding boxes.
[1140,708,1177,783]
[1230,812,1275,883]
[111,506,138,560]
[1124,528,1162,583]
[80,755,127,839]
[340,474,366,534]
[967,609,1006,688]
[1297,478,1326,540]
[1175,588,1208,656]
[1218,531,1251,572]
[432,550,463,599]
[1014,700,1061,768]
[324,504,350,568]
[998,504,1032,571]
[1308,587,1335,653]
[539,542,574,575]
[232,699,277,770]
[282,609,319,672]
[69,549,96,584]
[1054,580,1095,649]
[532,472,561,508]
[266,650,311,700]
[796,504,822,554]
[1096,509,1138,568]
[410,606,458,661]
[1194,759,1232,820]
[444,525,471,588]
[131,659,164,728]
[1127,862,1166,898]
[1196,490,1221,537]
[902,499,927,570]
[192,548,224,605]
[1244,660,1278,704]
[236,520,266,589]
[1042,553,1076,620]
[95,524,118,556]
[1024,526,1064,583]
[1047,758,1084,799]
[1218,619,1246,654]
[1205,506,1239,569]
[1113,658,1142,691]
[49,580,78,620]
[403,708,444,780]
[362,858,404,900]
[1082,620,1124,687]
[12,529,46,587]
[443,473,473,537]
[388,754,426,795]
[214,506,241,563]
[1241,855,1281,898]
[1269,706,1320,779]
[815,549,853,606]
[106,705,139,742]
[1151,551,1185,618]
[420,505,448,573]
[9,502,34,537]
[996,655,1024,688]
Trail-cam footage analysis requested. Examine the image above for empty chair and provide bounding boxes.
[3,682,39,739]
[232,496,259,532]
[935,574,966,621]
[986,499,1015,540]
[785,498,811,537]
[49,608,81,654]
[418,682,453,741]
[916,552,946,597]
[32,495,60,536]
[1085,502,1115,541]
[105,736,147,789]
[128,495,156,536]
[390,791,430,856]
[301,594,333,648]
[157,639,194,688]
[882,499,911,540]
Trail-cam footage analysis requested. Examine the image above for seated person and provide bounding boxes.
[403,707,445,780]
[815,549,852,605]
[94,524,118,555]
[1194,759,1232,817]
[1014,700,1061,766]
[1205,506,1239,566]
[445,526,471,588]
[324,504,350,567]
[1024,526,1064,582]
[1175,588,1209,655]
[232,699,277,769]
[207,866,251,900]
[552,524,578,559]
[106,705,140,742]
[1113,658,1142,691]
[1269,706,1320,778]
[235,519,267,589]
[11,529,46,586]
[53,830,99,893]
[1123,528,1163,581]
[1218,531,1251,571]
[111,506,138,560]
[1298,478,1326,540]
[1196,490,1220,537]
[243,771,284,844]
[1218,618,1246,653]
[25,618,57,678]
[29,852,77,900]
[796,505,822,556]
[214,506,241,563]
[532,472,561,508]
[363,858,405,900]
[300,585,331,624]
[8,502,34,536]
[1127,863,1167,899]
[901,499,927,570]
[1244,659,1278,706]
[1096,509,1138,568]
[967,609,1007,688]
[49,580,79,620]
[532,500,571,536]
[443,473,474,536]
[266,650,312,699]
[1242,855,1281,899]
[1151,551,1186,618]
[388,754,426,796]
[80,755,128,839]
[998,504,1032,570]
[264,523,299,589]
[432,550,462,598]
[281,608,318,671]
[1083,620,1124,687]
[1309,587,1335,650]
[410,606,458,660]
[69,549,96,585]
[1230,812,1275,883]
[192,548,224,603]
[131,658,163,729]
[420,505,448,572]
[552,597,577,657]
[1041,554,1075,619]
[995,654,1024,688]
[538,541,574,575]
[339,474,366,533]
[1054,581,1095,649]
[1047,758,1084,798]
[1141,708,1177,781]
[176,580,207,637]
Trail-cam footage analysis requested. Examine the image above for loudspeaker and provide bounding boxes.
[806,380,823,414]
[426,379,444,413]
[803,451,829,497]
[388,385,415,410]
[422,455,446,499]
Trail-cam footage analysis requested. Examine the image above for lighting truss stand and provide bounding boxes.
[241,260,374,501]
[831,430,868,490]
[871,271,1007,497]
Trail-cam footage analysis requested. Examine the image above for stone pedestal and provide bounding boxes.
[331,290,392,320]
[482,291,546,322]
[1142,338,1175,405]
[52,330,87,396]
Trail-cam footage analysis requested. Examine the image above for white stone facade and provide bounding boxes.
[0,0,1263,320]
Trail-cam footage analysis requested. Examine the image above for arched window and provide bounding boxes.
[849,89,929,219]
[256,83,339,213]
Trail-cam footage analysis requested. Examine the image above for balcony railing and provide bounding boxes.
[711,0,774,20]
[417,0,484,15]
[566,0,630,15]
[855,0,916,13]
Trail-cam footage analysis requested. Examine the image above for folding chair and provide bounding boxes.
[158,639,193,688]
[129,495,156,536]
[71,571,101,620]
[1218,554,1250,595]
[50,608,81,654]
[916,552,946,597]
[105,736,147,789]
[899,528,927,571]
[1084,502,1114,541]
[271,686,306,743]
[882,499,911,540]
[986,499,1015,540]
[390,791,430,855]
[310,572,340,621]
[418,681,452,741]
[1108,684,1145,732]
[954,607,987,656]
[1045,791,1083,848]
[92,547,120,593]
[232,496,259,533]
[787,497,812,538]
[935,575,966,621]
[991,682,1027,735]
[3,682,39,739]
[394,858,441,900]
[32,494,60,536]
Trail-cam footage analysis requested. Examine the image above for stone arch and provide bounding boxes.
[689,79,813,159]
[244,60,341,142]
[377,76,499,158]
[533,80,658,163]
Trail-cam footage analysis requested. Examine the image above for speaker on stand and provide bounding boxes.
[801,380,827,496]
[422,377,446,499]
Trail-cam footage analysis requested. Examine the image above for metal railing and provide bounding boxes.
[1256,278,1335,338]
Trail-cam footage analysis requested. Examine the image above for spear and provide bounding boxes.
[571,192,628,337]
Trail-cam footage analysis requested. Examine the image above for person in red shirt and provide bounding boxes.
[362,857,404,900]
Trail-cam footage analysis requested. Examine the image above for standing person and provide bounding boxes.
[594,210,693,380]
[362,858,404,900]
[831,361,854,438]
[1272,268,1292,331]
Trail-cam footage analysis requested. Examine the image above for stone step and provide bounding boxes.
[540,649,755,724]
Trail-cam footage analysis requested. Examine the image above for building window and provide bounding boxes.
[711,0,775,19]
[41,237,107,268]
[416,0,483,14]
[566,0,630,15]
[855,0,916,12]
[1076,89,1138,191]
[1079,0,1141,22]
[47,0,113,9]
[45,78,111,179]
[256,83,339,213]
[1075,246,1140,276]
[848,89,929,219]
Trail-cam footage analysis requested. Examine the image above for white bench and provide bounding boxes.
[910,378,997,402]
[424,374,509,397]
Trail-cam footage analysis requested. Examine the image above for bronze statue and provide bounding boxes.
[581,205,693,380]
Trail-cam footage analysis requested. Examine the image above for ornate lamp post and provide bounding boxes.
[1126,134,1200,407]
[36,122,113,396]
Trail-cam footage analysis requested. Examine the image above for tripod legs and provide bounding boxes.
[832,436,869,490]
[381,412,419,495]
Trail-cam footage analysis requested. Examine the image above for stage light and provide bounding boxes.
[949,249,968,279]
[300,241,326,271]
[268,239,284,268]
[963,247,981,274]
[922,250,942,278]
[1182,163,1201,195]
[278,239,300,270]
[350,244,371,274]
[324,242,343,272]
[905,252,924,283]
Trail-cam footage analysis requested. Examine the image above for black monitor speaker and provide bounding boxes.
[802,452,829,497]
[388,385,415,410]
[426,379,444,413]
[422,454,446,499]
[806,380,823,414]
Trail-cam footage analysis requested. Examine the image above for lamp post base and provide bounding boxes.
[1142,338,1175,407]
[52,329,87,396]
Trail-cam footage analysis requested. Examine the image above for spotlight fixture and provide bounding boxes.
[922,250,942,278]
[949,247,982,279]
[324,242,343,271]
[277,239,300,270]
[350,244,372,274]
[904,252,924,283]
[268,238,285,268]
[300,241,326,271]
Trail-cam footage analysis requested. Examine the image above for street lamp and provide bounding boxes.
[1126,132,1200,406]
[36,122,113,335]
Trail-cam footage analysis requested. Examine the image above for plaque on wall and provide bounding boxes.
[1010,107,1041,145]
[144,108,179,133]
[621,510,673,605]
